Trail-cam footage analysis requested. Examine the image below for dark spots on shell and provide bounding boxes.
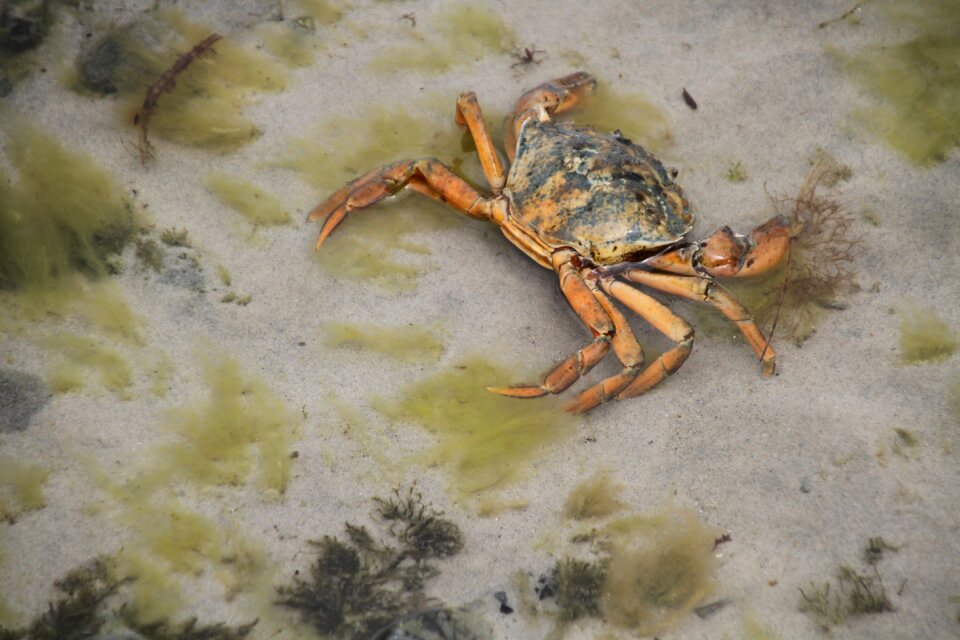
[746,258,755,268]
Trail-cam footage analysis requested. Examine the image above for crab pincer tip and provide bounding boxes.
[486,385,549,399]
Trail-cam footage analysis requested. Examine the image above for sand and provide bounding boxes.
[1,1,958,639]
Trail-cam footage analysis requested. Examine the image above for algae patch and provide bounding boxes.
[0,458,50,523]
[206,172,290,227]
[564,78,672,152]
[600,509,721,634]
[898,305,957,364]
[257,21,316,69]
[543,502,722,636]
[369,4,512,73]
[374,357,577,497]
[562,470,626,521]
[0,124,138,290]
[278,100,475,192]
[313,200,457,292]
[835,0,960,164]
[44,333,133,398]
[322,322,444,364]
[150,353,300,495]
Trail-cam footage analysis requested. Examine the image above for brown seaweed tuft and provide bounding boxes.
[758,161,862,343]
[135,33,222,165]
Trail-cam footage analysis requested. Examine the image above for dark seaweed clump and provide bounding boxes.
[0,558,119,640]
[277,488,464,639]
[0,557,256,640]
[552,558,606,622]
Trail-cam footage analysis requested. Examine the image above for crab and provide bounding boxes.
[308,72,794,413]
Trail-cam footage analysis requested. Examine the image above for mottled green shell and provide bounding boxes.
[505,121,693,265]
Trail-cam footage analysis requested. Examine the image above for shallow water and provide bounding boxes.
[1,2,958,639]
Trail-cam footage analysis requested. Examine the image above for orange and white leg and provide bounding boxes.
[564,278,647,413]
[455,92,506,192]
[307,158,501,249]
[599,278,696,400]
[506,71,597,160]
[488,250,614,400]
[621,269,776,375]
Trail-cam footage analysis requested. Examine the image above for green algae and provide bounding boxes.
[369,4,512,73]
[257,21,316,68]
[743,610,778,640]
[313,200,457,292]
[282,97,495,291]
[206,172,290,226]
[562,470,626,521]
[0,123,144,344]
[296,0,344,25]
[0,458,50,523]
[322,322,444,364]
[159,227,190,247]
[44,333,133,398]
[149,353,300,496]
[547,502,721,636]
[564,78,672,152]
[373,357,577,498]
[898,305,957,364]
[278,100,474,192]
[726,160,748,182]
[599,507,721,635]
[837,0,960,165]
[147,349,174,398]
[0,124,138,290]
[134,238,164,272]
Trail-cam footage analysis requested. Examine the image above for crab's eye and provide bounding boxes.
[668,167,679,179]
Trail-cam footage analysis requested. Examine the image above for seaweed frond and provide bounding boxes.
[276,488,463,638]
[0,556,257,640]
[126,617,257,640]
[24,558,120,640]
[135,33,222,165]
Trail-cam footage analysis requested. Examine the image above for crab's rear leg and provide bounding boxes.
[307,158,501,249]
[622,270,776,375]
[487,250,615,401]
[506,71,597,161]
[599,278,696,400]
[563,279,647,413]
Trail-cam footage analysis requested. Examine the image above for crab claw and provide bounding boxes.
[645,216,795,278]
